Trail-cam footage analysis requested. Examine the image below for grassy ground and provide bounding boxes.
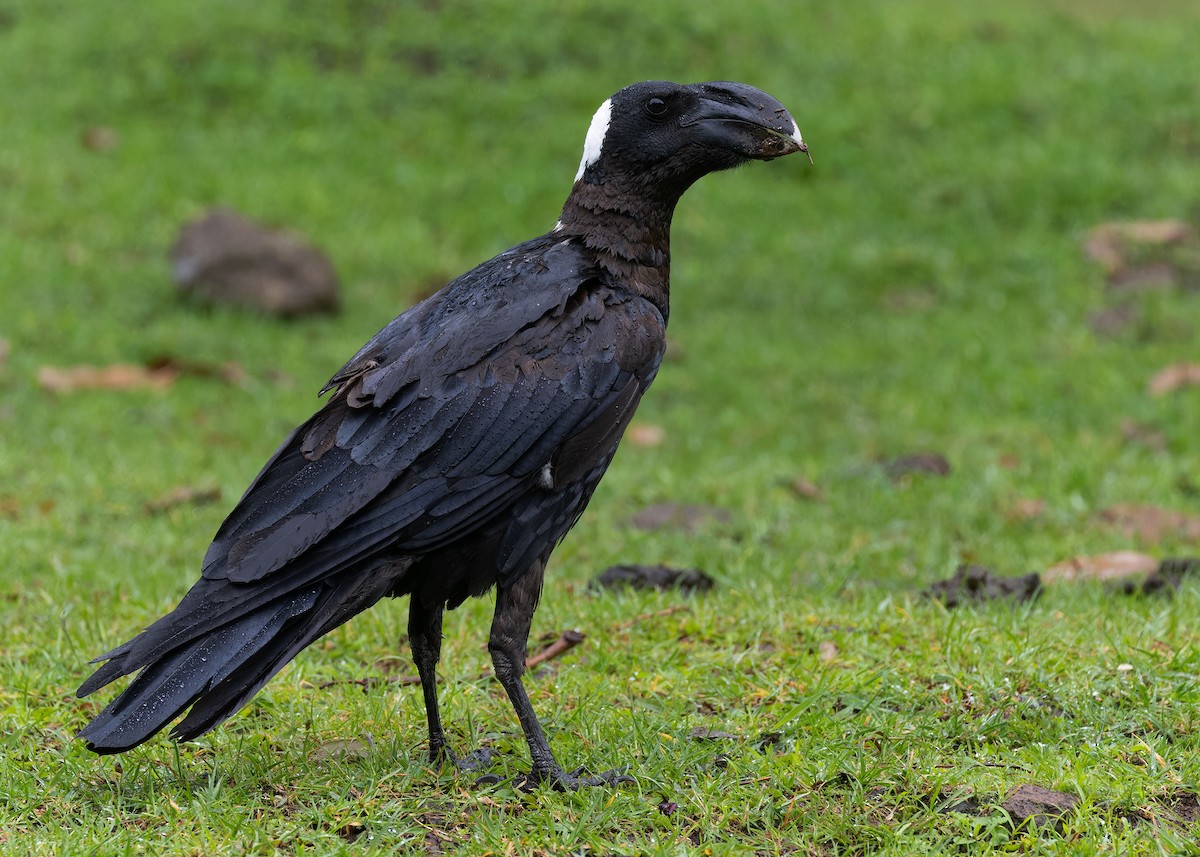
[2,0,1200,853]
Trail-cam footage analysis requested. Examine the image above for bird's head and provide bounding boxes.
[573,80,808,199]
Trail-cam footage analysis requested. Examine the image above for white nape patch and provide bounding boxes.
[574,98,612,182]
[552,219,564,232]
[539,462,555,490]
[789,118,804,147]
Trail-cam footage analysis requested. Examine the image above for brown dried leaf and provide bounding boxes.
[335,821,366,843]
[145,355,250,387]
[1148,363,1200,396]
[81,126,119,152]
[1006,498,1046,522]
[1122,221,1195,244]
[790,477,824,501]
[143,485,222,514]
[37,363,178,393]
[1083,220,1194,274]
[1098,504,1200,542]
[1045,551,1159,583]
[627,423,666,448]
[629,503,732,532]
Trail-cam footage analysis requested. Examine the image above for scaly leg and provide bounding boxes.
[408,597,495,771]
[488,558,632,790]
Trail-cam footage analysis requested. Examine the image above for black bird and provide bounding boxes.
[77,80,807,788]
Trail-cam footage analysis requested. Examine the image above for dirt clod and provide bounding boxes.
[924,564,1040,607]
[882,452,951,481]
[593,564,715,593]
[1001,784,1078,829]
[1116,557,1200,596]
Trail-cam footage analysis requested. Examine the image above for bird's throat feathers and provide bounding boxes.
[556,184,673,320]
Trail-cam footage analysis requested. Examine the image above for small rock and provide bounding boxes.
[169,208,340,316]
[1001,784,1078,829]
[924,564,1040,607]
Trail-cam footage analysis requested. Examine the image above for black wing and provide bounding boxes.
[80,236,665,693]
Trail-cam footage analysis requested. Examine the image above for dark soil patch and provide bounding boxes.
[924,564,1041,607]
[1002,784,1079,829]
[593,564,715,593]
[882,452,951,481]
[1116,557,1200,596]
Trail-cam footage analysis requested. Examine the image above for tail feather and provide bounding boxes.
[172,571,399,741]
[77,563,405,753]
[77,590,320,753]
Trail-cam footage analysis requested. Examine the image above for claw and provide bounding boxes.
[432,745,499,775]
[455,747,498,772]
[517,765,635,792]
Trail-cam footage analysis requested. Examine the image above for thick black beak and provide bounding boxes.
[683,81,810,163]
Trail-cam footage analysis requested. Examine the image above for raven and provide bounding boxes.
[77,80,807,788]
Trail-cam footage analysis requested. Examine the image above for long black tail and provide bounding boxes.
[77,566,403,754]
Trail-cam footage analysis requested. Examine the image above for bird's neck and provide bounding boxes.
[556,181,676,320]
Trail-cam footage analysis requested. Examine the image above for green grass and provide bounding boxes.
[2,0,1200,853]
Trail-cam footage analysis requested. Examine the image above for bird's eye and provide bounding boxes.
[645,97,668,117]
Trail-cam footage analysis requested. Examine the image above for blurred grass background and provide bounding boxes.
[1,0,1199,853]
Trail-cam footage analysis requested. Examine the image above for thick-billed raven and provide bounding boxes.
[77,80,807,788]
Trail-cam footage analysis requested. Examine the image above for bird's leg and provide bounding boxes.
[489,560,632,791]
[408,597,495,772]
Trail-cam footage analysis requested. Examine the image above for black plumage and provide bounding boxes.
[77,80,806,787]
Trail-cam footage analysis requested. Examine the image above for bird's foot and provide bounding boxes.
[432,745,498,774]
[514,764,634,792]
[455,747,499,772]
